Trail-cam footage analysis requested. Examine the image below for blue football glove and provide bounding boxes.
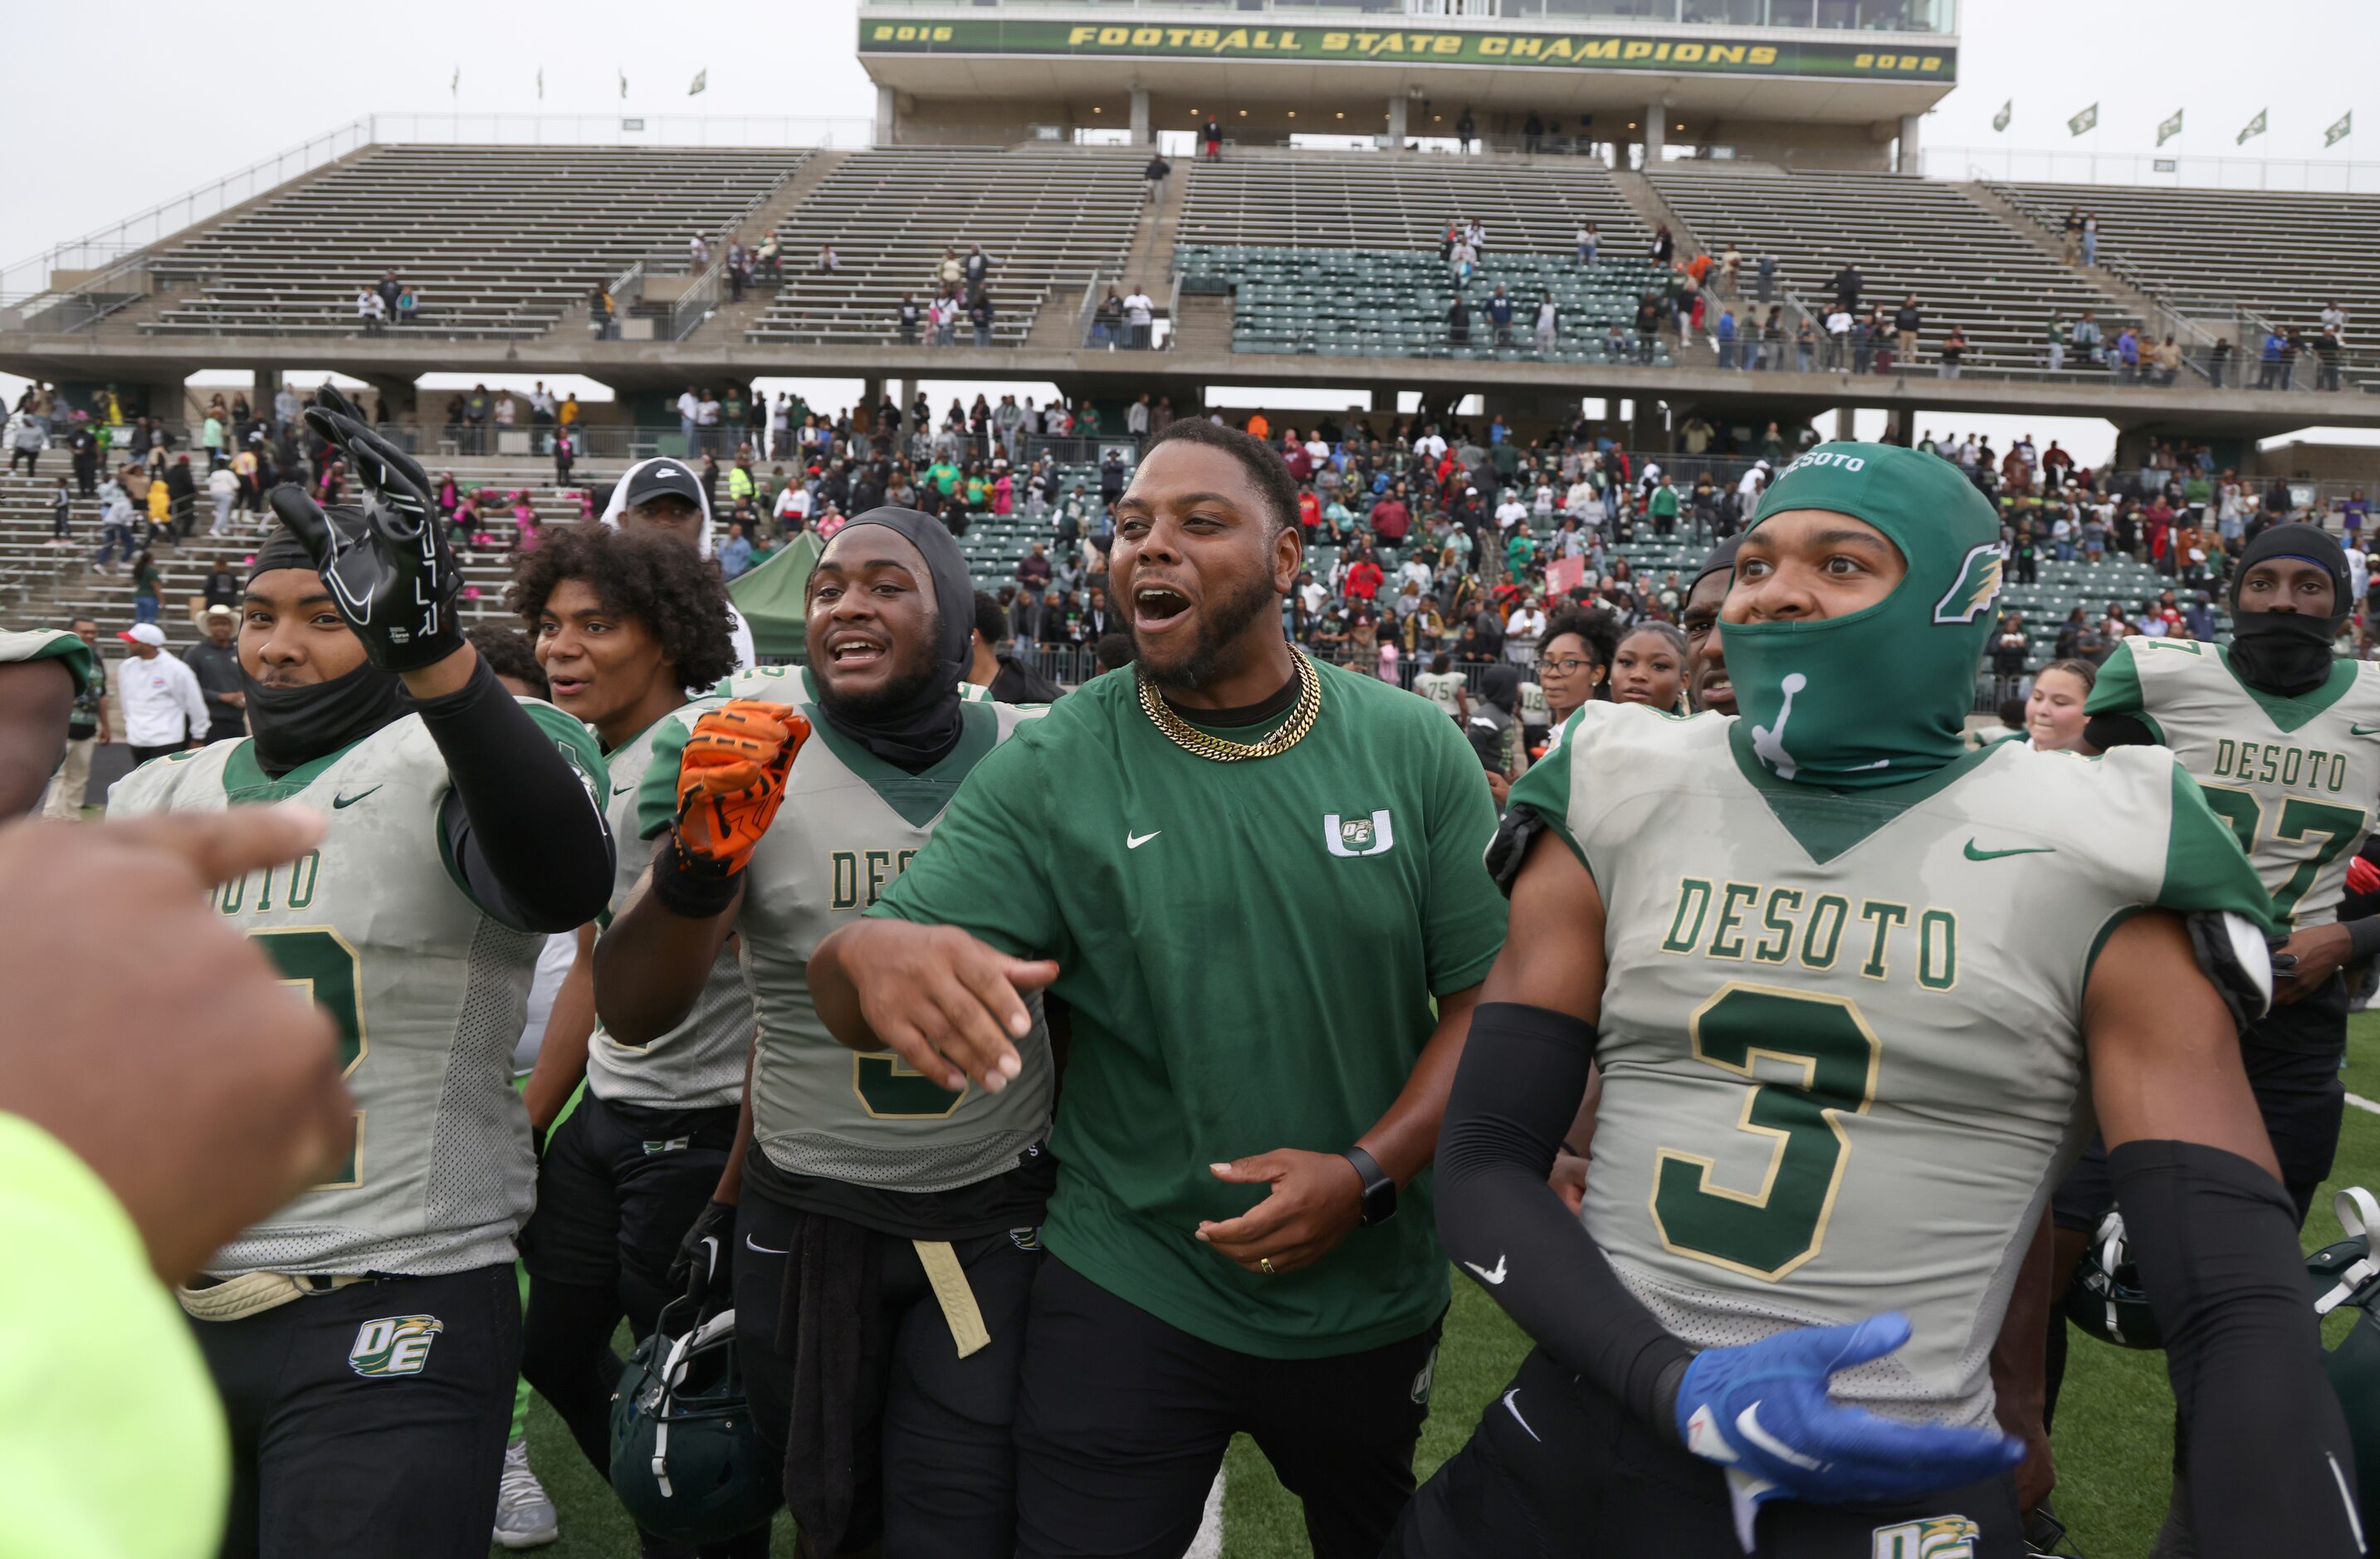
[1675,1313,2024,1552]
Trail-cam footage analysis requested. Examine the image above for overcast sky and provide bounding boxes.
[3,0,2373,462]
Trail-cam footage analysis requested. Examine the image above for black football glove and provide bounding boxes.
[266,387,462,672]
[669,1199,738,1301]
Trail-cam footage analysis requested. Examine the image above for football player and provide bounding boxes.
[0,625,90,814]
[2048,520,2380,1552]
[107,389,615,1558]
[1390,444,2359,1559]
[596,506,1053,1557]
[504,523,748,1556]
[1681,535,1740,716]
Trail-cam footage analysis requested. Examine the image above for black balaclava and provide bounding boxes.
[812,506,974,770]
[2227,521,2350,697]
[1479,663,1522,714]
[1689,534,1742,599]
[242,525,411,777]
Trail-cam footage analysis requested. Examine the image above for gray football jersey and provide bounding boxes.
[108,705,608,1277]
[645,669,1053,1190]
[2093,638,2380,928]
[585,703,753,1111]
[1509,702,2272,1428]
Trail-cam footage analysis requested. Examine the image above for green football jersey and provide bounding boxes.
[1509,702,2274,1428]
[640,667,1053,1190]
[0,628,95,695]
[586,703,751,1111]
[2089,638,2380,928]
[872,658,1508,1359]
[107,706,608,1278]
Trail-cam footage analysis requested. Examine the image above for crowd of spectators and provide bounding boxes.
[892,244,1002,348]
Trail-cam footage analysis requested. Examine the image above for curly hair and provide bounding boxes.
[1537,606,1619,672]
[465,624,548,699]
[506,523,739,693]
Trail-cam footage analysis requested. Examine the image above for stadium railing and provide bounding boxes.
[1934,145,2380,196]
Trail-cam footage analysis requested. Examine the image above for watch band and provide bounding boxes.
[1341,1145,1397,1227]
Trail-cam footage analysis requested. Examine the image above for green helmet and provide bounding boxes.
[608,1287,781,1543]
[2311,1188,2380,1547]
[2064,1210,2161,1349]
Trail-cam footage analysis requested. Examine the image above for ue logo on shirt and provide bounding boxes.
[1869,1515,1980,1559]
[348,1315,444,1378]
[1325,810,1395,858]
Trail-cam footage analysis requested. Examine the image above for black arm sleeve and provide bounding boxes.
[2084,711,2158,751]
[1436,1001,1693,1440]
[2112,1139,2363,1557]
[422,657,615,933]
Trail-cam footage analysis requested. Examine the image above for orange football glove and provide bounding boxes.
[672,701,810,876]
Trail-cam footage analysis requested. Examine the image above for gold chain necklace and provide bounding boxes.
[1137,650,1322,762]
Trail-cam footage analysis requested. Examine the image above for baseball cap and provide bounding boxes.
[618,458,704,512]
[120,623,167,647]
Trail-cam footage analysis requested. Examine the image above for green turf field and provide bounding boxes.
[507,1019,2380,1557]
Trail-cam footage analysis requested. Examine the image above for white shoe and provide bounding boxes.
[491,1437,560,1549]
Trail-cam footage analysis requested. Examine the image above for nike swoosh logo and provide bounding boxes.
[1964,839,2054,862]
[1126,829,1161,849]
[1501,1388,1541,1442]
[612,783,638,795]
[2352,725,2380,737]
[1736,1402,1827,1472]
[1464,1254,1508,1286]
[744,1234,789,1255]
[331,786,381,809]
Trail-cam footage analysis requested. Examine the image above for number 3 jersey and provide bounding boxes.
[108,706,608,1278]
[2089,638,2380,930]
[638,667,1053,1194]
[1505,703,2275,1429]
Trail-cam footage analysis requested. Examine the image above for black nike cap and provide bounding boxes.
[620,459,705,513]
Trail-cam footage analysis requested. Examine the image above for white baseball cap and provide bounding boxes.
[119,623,167,647]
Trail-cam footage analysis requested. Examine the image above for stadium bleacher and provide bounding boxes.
[1994,180,2380,342]
[1648,164,2143,371]
[139,145,797,340]
[1179,247,1676,363]
[742,147,1146,348]
[1177,149,1644,254]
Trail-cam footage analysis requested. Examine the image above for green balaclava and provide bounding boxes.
[1727,442,2003,790]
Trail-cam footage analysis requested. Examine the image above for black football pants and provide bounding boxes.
[1389,1346,2023,1559]
[194,1262,519,1559]
[1013,1254,1441,1559]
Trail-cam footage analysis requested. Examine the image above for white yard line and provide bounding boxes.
[1182,1469,1227,1559]
[2347,1092,2380,1117]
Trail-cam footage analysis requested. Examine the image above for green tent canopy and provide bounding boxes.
[726,528,822,661]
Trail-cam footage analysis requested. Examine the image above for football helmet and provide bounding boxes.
[608,1268,780,1543]
[2063,1210,2161,1349]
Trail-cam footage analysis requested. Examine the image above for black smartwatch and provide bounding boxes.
[1341,1145,1398,1228]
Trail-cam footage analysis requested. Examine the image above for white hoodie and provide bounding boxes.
[598,457,755,672]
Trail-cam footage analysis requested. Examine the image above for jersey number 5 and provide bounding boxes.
[1652,985,1880,1281]
[2197,784,2367,926]
[250,928,369,1188]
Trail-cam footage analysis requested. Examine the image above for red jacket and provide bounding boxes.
[1346,560,1385,600]
[1370,499,1410,543]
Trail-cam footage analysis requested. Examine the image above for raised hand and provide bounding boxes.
[672,701,810,878]
[266,386,460,671]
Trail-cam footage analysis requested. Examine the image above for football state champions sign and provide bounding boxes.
[862,18,1955,81]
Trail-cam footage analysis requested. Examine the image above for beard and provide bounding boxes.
[1130,569,1283,693]
[811,636,941,726]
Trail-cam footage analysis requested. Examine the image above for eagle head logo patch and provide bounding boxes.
[1932,543,2005,625]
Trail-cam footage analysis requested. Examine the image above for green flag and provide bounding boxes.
[2238,108,2267,146]
[688,68,707,96]
[2067,103,2098,137]
[1991,100,2011,134]
[2327,111,2353,148]
[2156,109,2182,147]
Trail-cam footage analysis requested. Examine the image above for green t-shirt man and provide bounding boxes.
[871,657,1508,1357]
